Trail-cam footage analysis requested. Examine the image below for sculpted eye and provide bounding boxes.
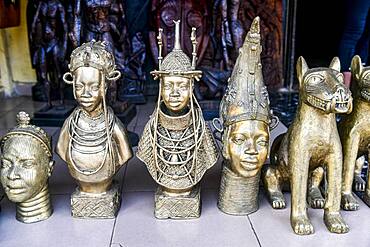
[163,82,172,90]
[257,138,268,146]
[306,74,324,84]
[91,84,100,91]
[20,160,34,169]
[75,83,83,90]
[179,83,188,90]
[1,159,12,169]
[232,135,245,145]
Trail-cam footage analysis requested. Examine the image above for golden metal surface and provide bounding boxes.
[215,17,275,215]
[262,57,352,235]
[339,55,370,210]
[0,112,53,223]
[365,166,370,206]
[56,40,132,218]
[137,20,218,219]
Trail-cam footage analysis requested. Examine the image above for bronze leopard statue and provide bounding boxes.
[262,57,352,235]
[339,55,370,210]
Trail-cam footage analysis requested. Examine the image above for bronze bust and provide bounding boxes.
[56,40,133,218]
[137,20,218,219]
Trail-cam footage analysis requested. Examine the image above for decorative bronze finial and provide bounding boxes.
[157,28,163,70]
[173,20,181,50]
[16,111,31,127]
[191,27,197,69]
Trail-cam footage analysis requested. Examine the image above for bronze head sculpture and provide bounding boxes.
[137,20,218,219]
[57,40,133,218]
[339,55,370,209]
[0,112,54,223]
[215,17,277,215]
[262,57,352,235]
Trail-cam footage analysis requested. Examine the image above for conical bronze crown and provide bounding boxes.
[220,16,270,126]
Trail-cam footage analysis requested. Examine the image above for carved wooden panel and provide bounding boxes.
[0,0,20,28]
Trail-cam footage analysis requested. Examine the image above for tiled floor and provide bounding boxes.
[1,96,370,247]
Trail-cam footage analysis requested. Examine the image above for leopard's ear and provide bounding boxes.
[329,57,341,72]
[351,55,363,81]
[296,56,308,88]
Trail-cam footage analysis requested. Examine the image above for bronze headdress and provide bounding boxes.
[1,112,52,157]
[219,17,275,128]
[151,20,202,81]
[63,40,121,85]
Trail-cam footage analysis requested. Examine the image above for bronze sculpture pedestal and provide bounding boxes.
[71,182,121,219]
[155,185,201,219]
[218,164,260,215]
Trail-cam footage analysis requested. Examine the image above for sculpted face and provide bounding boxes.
[74,67,103,114]
[297,57,352,114]
[225,121,269,177]
[1,136,52,202]
[161,76,192,112]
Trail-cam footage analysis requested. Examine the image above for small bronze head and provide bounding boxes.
[0,112,53,203]
[218,17,275,178]
[297,56,353,114]
[0,112,53,223]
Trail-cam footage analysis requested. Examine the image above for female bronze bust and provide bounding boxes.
[57,40,132,218]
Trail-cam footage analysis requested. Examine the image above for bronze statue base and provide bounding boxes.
[154,185,201,219]
[71,182,121,219]
[218,164,260,215]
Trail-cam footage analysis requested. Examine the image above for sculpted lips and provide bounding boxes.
[240,156,259,170]
[80,100,94,106]
[6,184,26,194]
[169,98,181,105]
